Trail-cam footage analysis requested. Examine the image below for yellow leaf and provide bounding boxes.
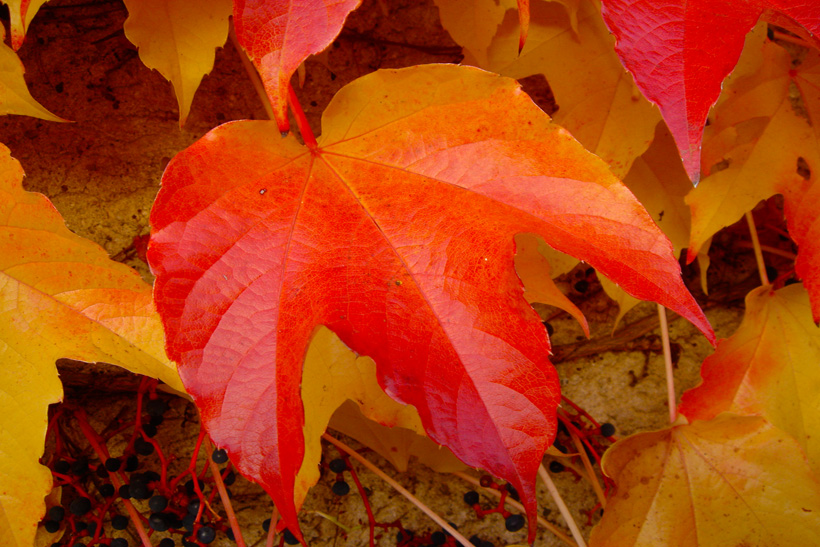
[0,145,182,547]
[475,0,660,177]
[686,26,820,259]
[515,233,588,335]
[680,284,820,474]
[329,401,467,473]
[590,414,820,546]
[298,326,445,507]
[122,0,232,126]
[1,0,49,50]
[0,29,64,121]
[433,0,515,67]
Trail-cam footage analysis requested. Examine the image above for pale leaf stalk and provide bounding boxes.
[658,304,677,423]
[745,211,770,286]
[567,429,606,509]
[451,471,576,546]
[322,433,474,547]
[229,23,276,121]
[538,464,587,547]
[205,439,247,547]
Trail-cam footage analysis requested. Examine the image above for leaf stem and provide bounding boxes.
[658,304,677,423]
[538,464,587,547]
[745,211,769,286]
[265,505,279,547]
[205,438,247,547]
[451,471,576,546]
[322,433,473,547]
[288,84,318,148]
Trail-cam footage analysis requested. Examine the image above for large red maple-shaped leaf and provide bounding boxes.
[233,0,361,132]
[149,65,712,542]
[600,0,820,183]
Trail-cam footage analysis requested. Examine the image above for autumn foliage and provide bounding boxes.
[2,0,820,546]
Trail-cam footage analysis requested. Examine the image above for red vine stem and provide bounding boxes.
[74,410,154,547]
[341,453,377,547]
[265,505,280,547]
[288,83,317,148]
[205,439,247,547]
[322,433,473,547]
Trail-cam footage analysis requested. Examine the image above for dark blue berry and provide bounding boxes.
[505,484,520,501]
[159,539,176,547]
[331,480,350,496]
[549,460,565,473]
[431,531,446,545]
[110,539,128,547]
[197,525,216,544]
[69,497,91,516]
[148,513,169,532]
[48,506,65,522]
[148,495,168,513]
[262,518,271,532]
[119,484,131,498]
[105,457,121,472]
[283,529,300,545]
[124,455,139,472]
[53,460,70,474]
[111,514,129,530]
[505,514,526,532]
[71,458,89,476]
[463,490,479,505]
[146,398,169,418]
[222,470,236,486]
[328,458,347,473]
[99,483,115,498]
[134,438,154,456]
[43,520,60,533]
[212,449,228,464]
[142,423,158,438]
[600,422,616,437]
[187,499,201,515]
[182,513,196,532]
[469,535,482,546]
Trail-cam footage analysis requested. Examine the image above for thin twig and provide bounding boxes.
[451,471,576,546]
[736,240,796,260]
[538,464,587,547]
[657,304,677,423]
[322,433,473,547]
[745,211,770,286]
[567,430,606,509]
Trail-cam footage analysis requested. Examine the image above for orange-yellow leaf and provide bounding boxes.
[329,401,467,474]
[0,30,64,121]
[0,146,182,546]
[476,0,660,177]
[122,0,232,126]
[1,0,49,50]
[433,0,515,67]
[515,233,588,335]
[590,414,820,546]
[679,284,820,473]
[686,27,820,260]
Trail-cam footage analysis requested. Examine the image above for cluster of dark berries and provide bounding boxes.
[39,379,241,547]
[327,457,351,496]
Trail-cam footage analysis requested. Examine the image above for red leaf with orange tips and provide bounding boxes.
[232,0,362,132]
[148,64,712,542]
[600,0,820,183]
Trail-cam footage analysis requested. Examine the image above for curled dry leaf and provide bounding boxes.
[149,64,712,542]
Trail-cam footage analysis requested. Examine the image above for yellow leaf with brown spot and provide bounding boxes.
[590,414,820,546]
[123,0,232,125]
[0,145,182,547]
